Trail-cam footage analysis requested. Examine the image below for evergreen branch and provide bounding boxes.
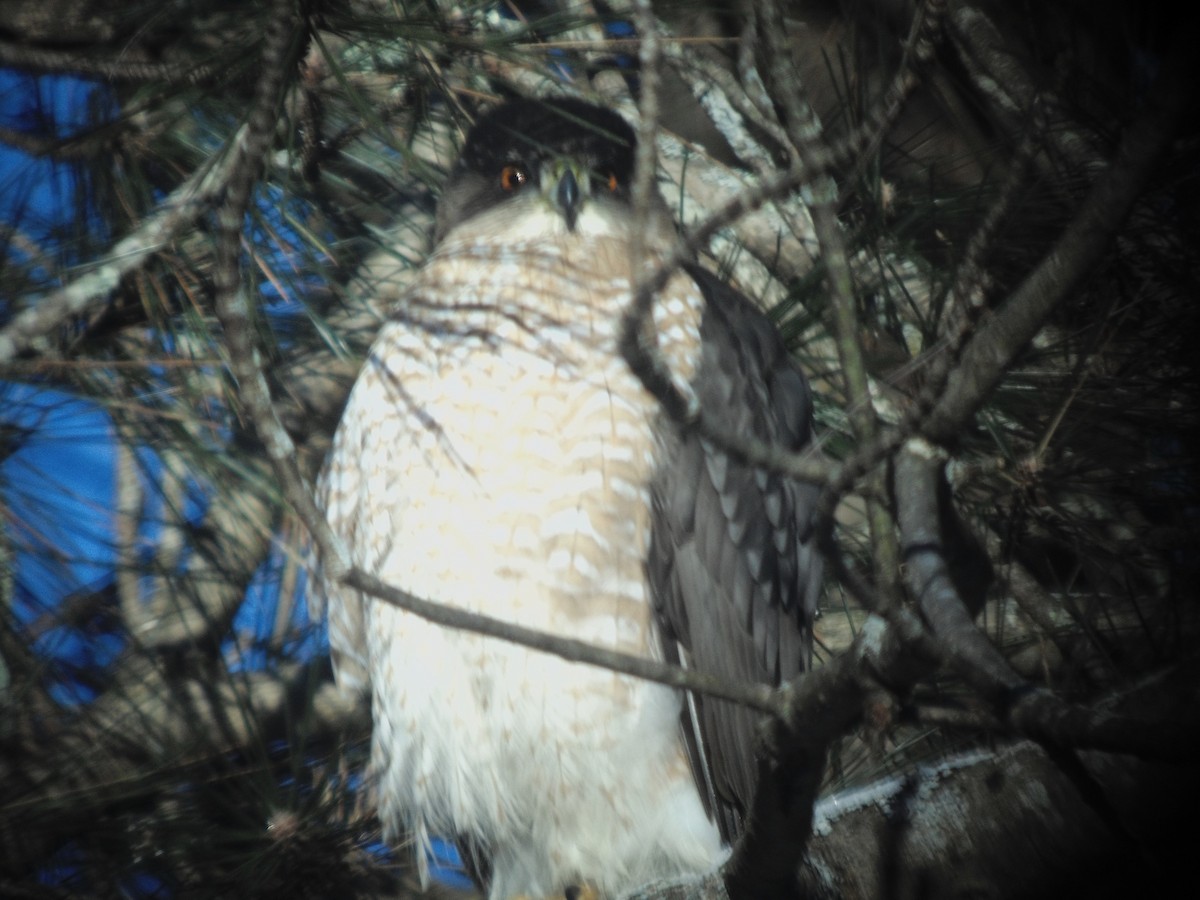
[920,34,1196,444]
[894,441,1195,761]
[621,0,942,493]
[757,0,905,612]
[0,139,237,365]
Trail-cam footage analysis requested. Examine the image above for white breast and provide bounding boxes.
[322,228,724,897]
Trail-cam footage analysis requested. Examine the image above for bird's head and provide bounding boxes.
[434,98,658,246]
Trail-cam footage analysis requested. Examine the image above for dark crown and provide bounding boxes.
[459,98,636,182]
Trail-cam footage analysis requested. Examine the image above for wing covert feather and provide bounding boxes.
[650,263,823,840]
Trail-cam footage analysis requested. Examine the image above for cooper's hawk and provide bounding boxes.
[312,97,822,899]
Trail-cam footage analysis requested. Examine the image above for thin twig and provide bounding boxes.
[757,0,907,608]
[628,0,664,324]
[345,568,780,714]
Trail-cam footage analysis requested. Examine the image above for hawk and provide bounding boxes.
[313,97,822,899]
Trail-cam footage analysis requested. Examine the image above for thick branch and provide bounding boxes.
[920,39,1195,444]
[894,441,1195,762]
[895,442,1022,697]
[797,660,1200,899]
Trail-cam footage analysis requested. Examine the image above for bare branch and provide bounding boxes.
[920,38,1196,444]
[896,441,1026,698]
[210,0,333,569]
[625,0,667,381]
[0,38,223,84]
[345,568,779,714]
[895,441,1195,761]
[805,125,1038,534]
[755,0,917,608]
[630,0,663,239]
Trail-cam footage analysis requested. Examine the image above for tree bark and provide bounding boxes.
[797,661,1199,900]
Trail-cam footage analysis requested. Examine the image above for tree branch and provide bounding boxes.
[0,38,223,84]
[894,441,1195,762]
[0,143,242,365]
[920,35,1196,445]
[619,1,943,492]
[755,0,907,611]
[800,729,1197,897]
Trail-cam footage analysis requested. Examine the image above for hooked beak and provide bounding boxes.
[544,160,585,234]
[556,168,581,232]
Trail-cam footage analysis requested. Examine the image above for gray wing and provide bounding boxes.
[649,263,823,842]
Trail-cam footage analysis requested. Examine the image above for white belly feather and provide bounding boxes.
[323,236,723,897]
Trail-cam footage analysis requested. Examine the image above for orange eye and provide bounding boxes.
[500,165,528,192]
[606,173,619,192]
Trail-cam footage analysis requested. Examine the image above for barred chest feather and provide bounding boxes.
[331,228,725,897]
